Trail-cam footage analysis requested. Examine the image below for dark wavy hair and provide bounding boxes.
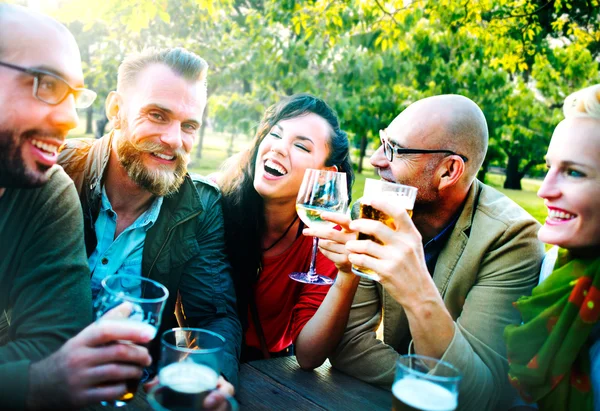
[220,93,354,330]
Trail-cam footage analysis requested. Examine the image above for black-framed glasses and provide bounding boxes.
[0,61,97,109]
[379,129,468,163]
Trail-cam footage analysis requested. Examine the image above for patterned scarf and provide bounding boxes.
[504,248,600,411]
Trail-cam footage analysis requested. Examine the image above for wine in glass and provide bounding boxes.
[290,168,349,285]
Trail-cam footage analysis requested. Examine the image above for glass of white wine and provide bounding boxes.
[290,168,349,285]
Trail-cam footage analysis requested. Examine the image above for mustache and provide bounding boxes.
[21,129,65,142]
[376,168,395,182]
[132,140,189,162]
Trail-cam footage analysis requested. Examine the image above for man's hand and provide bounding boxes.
[203,376,235,411]
[26,317,154,410]
[345,197,436,307]
[302,212,355,275]
[345,197,455,359]
[145,375,235,411]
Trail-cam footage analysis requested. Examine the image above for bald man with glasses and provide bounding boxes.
[309,95,544,410]
[0,5,156,409]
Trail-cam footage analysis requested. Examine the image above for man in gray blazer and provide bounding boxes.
[310,95,544,411]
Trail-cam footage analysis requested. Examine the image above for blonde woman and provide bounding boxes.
[505,84,600,411]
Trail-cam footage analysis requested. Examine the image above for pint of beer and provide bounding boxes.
[150,362,220,410]
[148,328,239,411]
[392,355,461,411]
[97,319,158,402]
[94,274,169,407]
[351,179,417,281]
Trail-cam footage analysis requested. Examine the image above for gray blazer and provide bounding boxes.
[329,179,544,411]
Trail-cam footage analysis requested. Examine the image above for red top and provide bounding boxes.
[245,234,338,352]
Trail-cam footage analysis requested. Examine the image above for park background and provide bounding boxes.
[9,0,600,223]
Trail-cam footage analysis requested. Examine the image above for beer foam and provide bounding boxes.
[159,362,219,394]
[361,192,414,210]
[392,378,457,411]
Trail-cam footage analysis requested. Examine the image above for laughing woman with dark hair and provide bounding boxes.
[505,84,600,411]
[219,93,358,369]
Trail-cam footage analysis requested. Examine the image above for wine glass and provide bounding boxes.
[289,168,349,285]
[94,274,169,407]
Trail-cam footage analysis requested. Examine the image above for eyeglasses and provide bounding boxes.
[0,61,97,109]
[379,129,468,163]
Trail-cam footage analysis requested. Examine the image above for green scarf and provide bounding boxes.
[504,248,600,411]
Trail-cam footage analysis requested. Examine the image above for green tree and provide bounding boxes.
[51,0,599,189]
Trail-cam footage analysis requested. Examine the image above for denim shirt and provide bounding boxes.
[89,185,163,300]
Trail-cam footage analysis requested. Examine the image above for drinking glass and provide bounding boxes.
[290,168,349,285]
[94,274,169,407]
[351,178,417,281]
[147,328,238,411]
[392,355,461,411]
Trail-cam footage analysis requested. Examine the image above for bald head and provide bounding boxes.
[388,94,488,183]
[0,4,80,62]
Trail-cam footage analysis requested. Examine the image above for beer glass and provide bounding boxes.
[392,355,461,411]
[290,168,349,285]
[351,178,417,281]
[147,328,238,411]
[94,274,169,407]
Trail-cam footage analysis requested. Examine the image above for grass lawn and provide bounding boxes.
[483,174,546,224]
[72,126,546,225]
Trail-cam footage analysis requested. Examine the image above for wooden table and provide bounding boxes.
[237,357,391,410]
[87,356,391,410]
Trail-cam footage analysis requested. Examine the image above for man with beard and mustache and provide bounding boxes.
[310,95,544,410]
[57,47,241,403]
[0,5,166,410]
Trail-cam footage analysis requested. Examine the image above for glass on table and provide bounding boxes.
[351,178,417,281]
[392,355,461,411]
[290,168,349,285]
[94,273,169,407]
[147,328,238,411]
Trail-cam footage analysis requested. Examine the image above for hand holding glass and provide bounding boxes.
[148,328,238,411]
[290,168,349,285]
[94,274,169,407]
[352,179,417,281]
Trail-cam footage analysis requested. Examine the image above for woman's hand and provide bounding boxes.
[302,212,356,275]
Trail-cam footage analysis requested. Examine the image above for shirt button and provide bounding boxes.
[101,258,109,265]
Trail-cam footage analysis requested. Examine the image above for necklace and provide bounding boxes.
[262,215,299,252]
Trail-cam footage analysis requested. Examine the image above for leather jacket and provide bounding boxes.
[58,134,241,386]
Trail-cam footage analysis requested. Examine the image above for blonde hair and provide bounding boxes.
[563,84,600,119]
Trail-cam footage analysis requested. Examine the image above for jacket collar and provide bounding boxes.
[159,175,205,227]
[84,133,113,215]
[90,132,203,226]
[432,179,482,294]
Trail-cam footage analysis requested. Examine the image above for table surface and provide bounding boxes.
[86,356,391,410]
[238,357,391,410]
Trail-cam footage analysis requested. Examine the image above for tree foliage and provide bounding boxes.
[47,0,600,188]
